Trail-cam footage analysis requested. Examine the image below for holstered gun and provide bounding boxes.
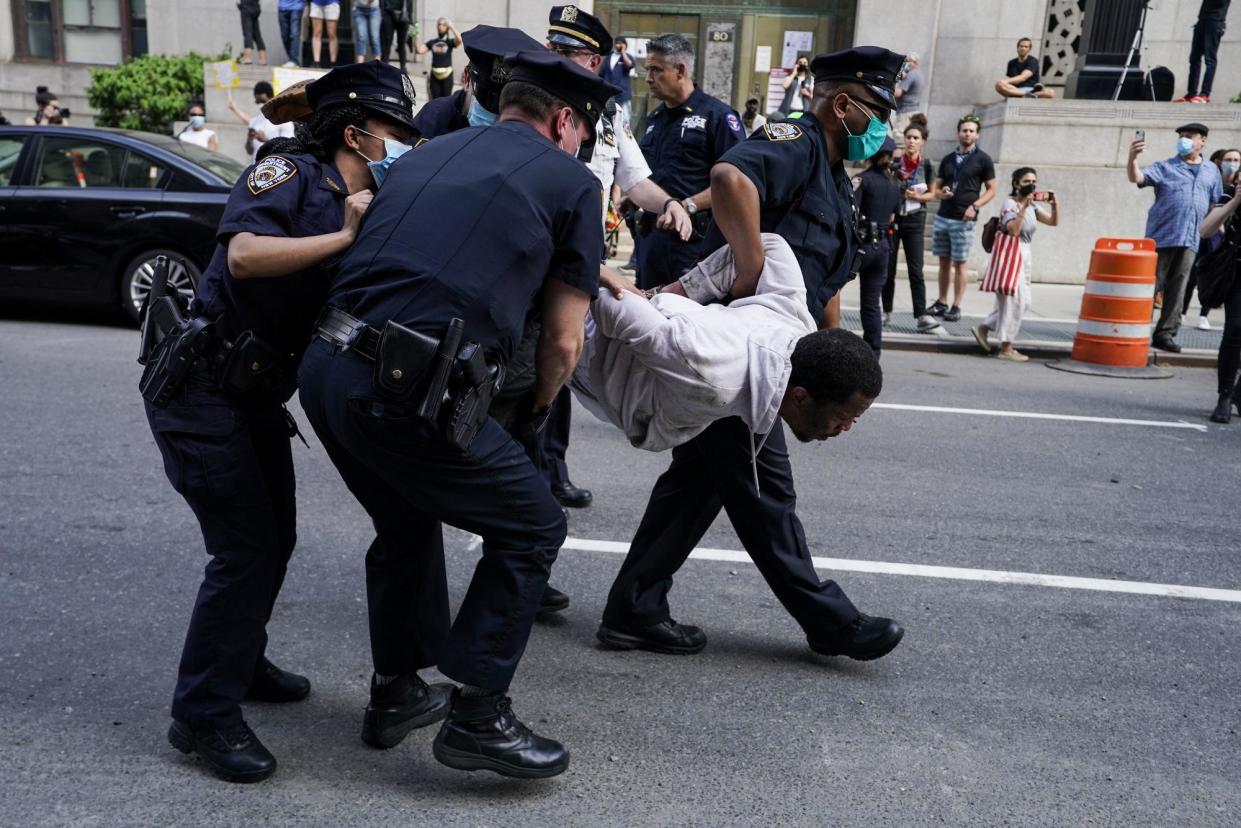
[137,256,189,366]
[445,342,505,451]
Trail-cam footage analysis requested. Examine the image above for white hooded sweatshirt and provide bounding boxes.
[570,233,816,453]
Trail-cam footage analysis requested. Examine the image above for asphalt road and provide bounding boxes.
[1,310,1239,827]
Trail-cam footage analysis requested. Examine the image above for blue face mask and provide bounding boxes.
[1223,161,1240,177]
[189,115,206,129]
[355,128,411,188]
[1176,136,1194,157]
[467,100,498,128]
[843,97,888,161]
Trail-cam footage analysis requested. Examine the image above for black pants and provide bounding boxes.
[299,339,564,690]
[859,238,889,354]
[1182,250,1222,316]
[379,10,410,70]
[635,227,707,291]
[602,417,859,638]
[240,7,266,51]
[1187,18,1225,97]
[883,212,927,317]
[428,73,454,99]
[1218,276,1241,394]
[145,376,294,727]
[540,385,573,488]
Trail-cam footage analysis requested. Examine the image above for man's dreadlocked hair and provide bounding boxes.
[257,104,373,163]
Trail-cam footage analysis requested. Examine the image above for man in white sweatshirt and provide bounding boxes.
[578,234,904,662]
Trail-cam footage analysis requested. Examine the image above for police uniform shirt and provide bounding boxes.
[195,152,346,358]
[412,89,469,139]
[702,112,857,321]
[586,102,649,221]
[330,120,602,361]
[856,165,903,228]
[639,86,743,199]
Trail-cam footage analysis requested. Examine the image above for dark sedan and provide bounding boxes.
[0,125,246,323]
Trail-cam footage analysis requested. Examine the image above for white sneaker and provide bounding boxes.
[1197,315,1211,331]
[882,312,892,325]
[916,315,940,332]
[282,61,297,68]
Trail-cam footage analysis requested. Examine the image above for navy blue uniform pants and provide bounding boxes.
[298,339,564,690]
[540,385,573,488]
[602,416,859,638]
[635,227,706,290]
[859,239,890,354]
[145,376,296,727]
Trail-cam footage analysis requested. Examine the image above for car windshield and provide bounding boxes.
[160,140,246,184]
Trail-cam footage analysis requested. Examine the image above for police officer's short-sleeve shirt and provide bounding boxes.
[856,166,903,226]
[587,104,650,223]
[703,112,857,322]
[194,152,346,359]
[412,89,468,139]
[329,121,602,362]
[639,86,743,199]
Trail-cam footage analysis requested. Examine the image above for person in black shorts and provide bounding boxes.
[995,37,1055,99]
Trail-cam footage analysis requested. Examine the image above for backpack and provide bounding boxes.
[1195,213,1239,308]
[981,215,1001,254]
[1143,66,1175,102]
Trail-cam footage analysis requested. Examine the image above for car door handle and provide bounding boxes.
[109,205,146,218]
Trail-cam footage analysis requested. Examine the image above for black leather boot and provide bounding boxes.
[168,719,276,783]
[245,657,311,703]
[432,691,569,778]
[808,613,905,661]
[596,618,707,654]
[361,673,453,749]
[1210,389,1234,423]
[537,585,570,617]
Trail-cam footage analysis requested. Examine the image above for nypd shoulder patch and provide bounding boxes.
[247,155,297,195]
[763,122,803,142]
[726,113,742,133]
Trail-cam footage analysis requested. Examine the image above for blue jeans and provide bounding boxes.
[279,9,302,65]
[352,5,381,58]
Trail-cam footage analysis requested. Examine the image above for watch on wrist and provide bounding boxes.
[682,197,698,215]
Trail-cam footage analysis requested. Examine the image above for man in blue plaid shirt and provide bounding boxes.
[1127,121,1223,352]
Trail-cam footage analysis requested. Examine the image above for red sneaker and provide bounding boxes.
[1173,96,1192,103]
[1189,95,1210,103]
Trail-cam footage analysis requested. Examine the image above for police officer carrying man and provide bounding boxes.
[542,4,693,510]
[596,47,908,664]
[298,51,619,779]
[634,32,743,289]
[142,62,418,783]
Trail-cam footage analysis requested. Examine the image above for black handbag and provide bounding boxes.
[1196,215,1239,308]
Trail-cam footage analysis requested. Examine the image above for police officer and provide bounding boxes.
[634,32,743,289]
[298,51,619,779]
[143,62,418,783]
[597,47,907,664]
[854,136,903,355]
[543,4,693,510]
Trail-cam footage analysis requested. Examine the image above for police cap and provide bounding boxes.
[463,25,545,113]
[262,62,418,128]
[505,49,621,147]
[1175,122,1209,137]
[810,46,907,110]
[547,5,612,56]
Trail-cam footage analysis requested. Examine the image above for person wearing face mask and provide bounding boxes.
[298,50,618,779]
[144,61,417,784]
[446,25,544,133]
[1128,122,1222,352]
[853,136,903,356]
[1182,147,1241,331]
[596,47,907,666]
[226,81,297,163]
[178,102,219,152]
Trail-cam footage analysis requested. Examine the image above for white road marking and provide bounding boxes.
[871,402,1209,432]
[562,538,1241,604]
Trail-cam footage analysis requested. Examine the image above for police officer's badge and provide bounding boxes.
[560,5,578,22]
[247,155,297,195]
[401,74,417,115]
[763,122,803,142]
[491,57,512,85]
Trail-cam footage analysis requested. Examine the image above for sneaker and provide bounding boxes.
[996,349,1029,362]
[970,324,991,354]
[927,300,948,318]
[281,60,297,68]
[1173,95,1193,103]
[168,720,276,783]
[1189,95,1210,103]
[1197,315,1211,331]
[943,305,962,322]
[916,314,941,332]
[882,311,892,325]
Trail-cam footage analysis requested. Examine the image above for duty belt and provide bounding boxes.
[316,306,383,360]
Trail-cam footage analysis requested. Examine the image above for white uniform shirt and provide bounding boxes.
[586,103,650,222]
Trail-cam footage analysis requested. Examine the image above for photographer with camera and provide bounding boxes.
[25,86,70,125]
[778,56,812,117]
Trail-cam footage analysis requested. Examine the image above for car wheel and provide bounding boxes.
[121,250,200,325]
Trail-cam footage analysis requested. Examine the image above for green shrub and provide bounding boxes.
[87,52,229,135]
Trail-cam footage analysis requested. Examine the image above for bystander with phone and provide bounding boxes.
[778,56,812,117]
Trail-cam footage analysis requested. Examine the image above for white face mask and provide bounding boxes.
[559,112,582,158]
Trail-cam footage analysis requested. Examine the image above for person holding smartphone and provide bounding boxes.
[779,56,813,116]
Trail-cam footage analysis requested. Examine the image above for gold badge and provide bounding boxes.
[561,5,578,23]
[246,155,297,195]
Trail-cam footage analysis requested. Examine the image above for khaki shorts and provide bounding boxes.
[309,2,340,21]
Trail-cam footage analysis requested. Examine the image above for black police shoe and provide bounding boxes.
[245,657,311,703]
[537,585,571,617]
[1153,336,1182,353]
[432,691,569,779]
[168,719,276,783]
[1211,391,1233,424]
[361,673,454,749]
[596,618,707,654]
[551,481,593,508]
[808,613,905,661]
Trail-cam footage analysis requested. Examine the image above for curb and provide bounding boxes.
[879,333,1217,368]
